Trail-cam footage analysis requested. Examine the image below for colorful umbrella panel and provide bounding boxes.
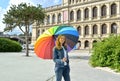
[34,25,79,59]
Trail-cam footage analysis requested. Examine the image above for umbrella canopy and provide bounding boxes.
[34,25,79,59]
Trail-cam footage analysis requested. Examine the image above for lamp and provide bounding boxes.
[113,25,118,36]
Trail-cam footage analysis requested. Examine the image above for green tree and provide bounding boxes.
[3,3,45,56]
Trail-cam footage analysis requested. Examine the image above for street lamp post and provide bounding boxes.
[113,25,118,37]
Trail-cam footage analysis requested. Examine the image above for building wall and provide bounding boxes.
[32,0,120,50]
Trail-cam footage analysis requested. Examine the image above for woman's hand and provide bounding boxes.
[62,57,67,62]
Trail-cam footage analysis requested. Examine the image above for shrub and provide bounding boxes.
[0,38,22,52]
[89,35,120,72]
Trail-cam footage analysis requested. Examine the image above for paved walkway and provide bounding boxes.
[0,50,120,81]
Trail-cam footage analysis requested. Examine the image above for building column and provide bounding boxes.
[98,24,101,37]
[89,24,92,37]
[81,8,84,21]
[31,22,38,44]
[74,9,77,22]
[80,40,85,49]
[74,0,76,4]
[50,14,52,25]
[62,9,69,24]
[106,23,111,36]
[117,21,120,34]
[55,13,58,24]
[71,0,73,4]
[89,39,92,49]
[117,1,120,17]
[89,7,92,21]
[44,18,47,26]
[61,10,64,24]
[80,25,84,38]
[106,3,110,18]
[97,5,101,20]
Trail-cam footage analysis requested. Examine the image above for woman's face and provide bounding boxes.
[59,36,65,45]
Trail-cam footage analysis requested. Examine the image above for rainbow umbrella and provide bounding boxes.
[34,25,79,59]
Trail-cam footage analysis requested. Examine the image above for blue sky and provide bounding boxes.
[0,0,62,35]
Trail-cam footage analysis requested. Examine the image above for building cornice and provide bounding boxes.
[71,17,120,25]
[44,0,119,12]
[41,17,120,27]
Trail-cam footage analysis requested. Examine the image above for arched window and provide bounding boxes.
[85,26,89,35]
[58,13,61,23]
[77,10,81,20]
[93,25,98,34]
[47,15,50,24]
[111,3,117,16]
[76,0,79,3]
[37,30,40,37]
[42,29,45,33]
[52,14,55,24]
[101,24,107,34]
[93,40,97,47]
[73,0,74,3]
[101,5,107,17]
[70,11,74,21]
[69,0,71,4]
[111,23,117,34]
[93,40,97,43]
[85,40,89,48]
[77,26,81,35]
[84,8,89,19]
[93,7,97,18]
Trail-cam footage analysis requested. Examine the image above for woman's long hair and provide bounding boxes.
[55,35,67,50]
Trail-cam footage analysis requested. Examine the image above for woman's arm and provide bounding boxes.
[53,47,64,65]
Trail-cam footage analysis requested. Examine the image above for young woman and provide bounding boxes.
[53,35,71,81]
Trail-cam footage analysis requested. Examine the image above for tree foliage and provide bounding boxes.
[3,3,45,31]
[3,3,45,56]
[89,35,120,72]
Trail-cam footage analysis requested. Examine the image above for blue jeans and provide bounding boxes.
[55,66,70,81]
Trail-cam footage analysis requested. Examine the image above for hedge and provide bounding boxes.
[0,38,22,52]
[89,35,120,72]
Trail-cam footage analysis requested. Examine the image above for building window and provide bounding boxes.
[77,26,81,35]
[47,15,50,24]
[93,25,98,34]
[85,26,89,35]
[101,24,107,34]
[42,29,45,34]
[101,5,107,17]
[73,0,74,3]
[93,40,97,47]
[70,11,74,21]
[84,8,89,19]
[111,3,117,16]
[111,23,117,34]
[76,0,79,3]
[79,0,81,2]
[77,10,81,20]
[37,30,40,37]
[52,14,55,24]
[58,13,61,23]
[85,40,89,48]
[93,7,97,18]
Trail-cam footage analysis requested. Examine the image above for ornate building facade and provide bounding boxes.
[32,0,120,50]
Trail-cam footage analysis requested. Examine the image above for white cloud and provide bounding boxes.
[0,0,61,34]
[9,0,34,6]
[0,7,6,31]
[0,0,34,32]
[54,0,61,4]
[7,0,34,10]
